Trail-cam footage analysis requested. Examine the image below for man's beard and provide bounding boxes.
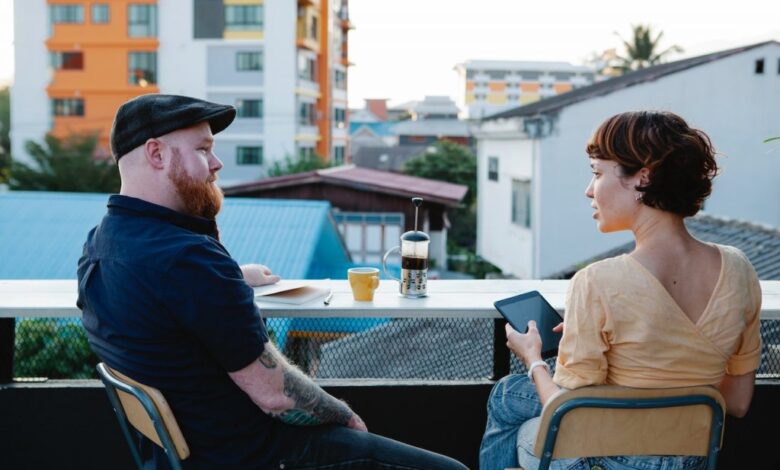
[168,148,224,219]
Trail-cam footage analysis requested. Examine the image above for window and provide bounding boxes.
[91,4,109,24]
[333,108,346,128]
[333,146,345,165]
[309,15,318,40]
[511,179,531,228]
[128,52,157,85]
[299,102,316,126]
[488,157,499,181]
[50,52,84,70]
[236,146,263,165]
[128,4,157,37]
[236,99,263,118]
[225,5,263,31]
[755,58,765,74]
[50,5,84,24]
[52,98,84,116]
[299,146,315,159]
[334,70,347,89]
[298,56,317,82]
[236,51,263,71]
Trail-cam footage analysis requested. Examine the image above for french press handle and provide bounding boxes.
[382,246,401,282]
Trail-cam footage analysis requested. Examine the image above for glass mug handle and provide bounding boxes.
[382,246,401,282]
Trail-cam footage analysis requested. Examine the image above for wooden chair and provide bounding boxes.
[529,385,725,470]
[96,363,190,470]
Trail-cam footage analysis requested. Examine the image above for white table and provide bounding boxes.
[1,279,779,319]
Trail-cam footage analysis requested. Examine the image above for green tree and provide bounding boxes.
[0,87,10,184]
[9,133,120,192]
[15,319,99,379]
[403,140,477,250]
[615,24,683,72]
[266,152,331,177]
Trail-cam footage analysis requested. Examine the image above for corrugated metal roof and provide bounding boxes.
[223,165,469,206]
[0,191,350,280]
[391,119,471,137]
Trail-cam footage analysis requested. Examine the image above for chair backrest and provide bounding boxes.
[534,385,725,468]
[97,363,190,467]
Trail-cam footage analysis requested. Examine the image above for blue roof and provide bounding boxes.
[349,121,398,137]
[0,191,351,280]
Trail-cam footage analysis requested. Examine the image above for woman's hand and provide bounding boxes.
[241,264,281,287]
[505,321,543,367]
[553,322,564,333]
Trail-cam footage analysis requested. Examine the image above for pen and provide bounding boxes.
[323,292,334,305]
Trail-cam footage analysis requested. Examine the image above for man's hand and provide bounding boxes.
[505,321,543,367]
[241,264,281,287]
[347,413,368,432]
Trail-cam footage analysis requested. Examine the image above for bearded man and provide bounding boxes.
[77,94,467,469]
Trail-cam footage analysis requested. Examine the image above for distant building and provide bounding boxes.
[392,96,471,147]
[474,41,780,279]
[454,60,595,119]
[11,0,353,185]
[222,165,469,269]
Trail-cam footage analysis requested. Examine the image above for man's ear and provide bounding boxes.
[143,139,165,170]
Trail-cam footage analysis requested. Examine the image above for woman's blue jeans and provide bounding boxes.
[479,374,706,470]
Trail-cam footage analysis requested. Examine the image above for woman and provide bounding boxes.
[479,111,762,470]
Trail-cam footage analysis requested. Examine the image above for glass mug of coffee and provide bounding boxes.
[382,230,430,298]
[348,267,380,301]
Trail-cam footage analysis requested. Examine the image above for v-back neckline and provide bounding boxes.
[624,244,726,328]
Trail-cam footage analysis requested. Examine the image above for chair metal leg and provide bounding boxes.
[101,383,145,470]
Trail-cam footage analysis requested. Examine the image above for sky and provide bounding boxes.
[1,0,779,107]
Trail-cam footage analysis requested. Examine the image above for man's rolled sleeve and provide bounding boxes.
[167,241,268,372]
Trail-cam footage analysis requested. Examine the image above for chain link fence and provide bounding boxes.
[9,317,780,381]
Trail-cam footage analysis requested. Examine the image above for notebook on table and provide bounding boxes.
[253,281,331,305]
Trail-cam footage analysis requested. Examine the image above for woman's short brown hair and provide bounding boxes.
[586,111,718,217]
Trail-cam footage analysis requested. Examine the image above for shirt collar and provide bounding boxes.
[107,195,219,238]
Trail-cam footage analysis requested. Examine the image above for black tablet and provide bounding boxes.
[494,290,563,359]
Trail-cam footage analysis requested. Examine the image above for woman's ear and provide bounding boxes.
[637,167,650,187]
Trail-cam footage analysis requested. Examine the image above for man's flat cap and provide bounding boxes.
[110,94,236,161]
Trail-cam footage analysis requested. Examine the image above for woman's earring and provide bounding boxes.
[635,193,643,202]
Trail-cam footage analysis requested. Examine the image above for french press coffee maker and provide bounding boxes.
[382,197,430,298]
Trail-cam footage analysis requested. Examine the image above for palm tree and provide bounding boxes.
[615,24,683,72]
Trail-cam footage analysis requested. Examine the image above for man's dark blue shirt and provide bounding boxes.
[77,195,277,468]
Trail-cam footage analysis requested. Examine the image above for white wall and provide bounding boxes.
[158,1,206,98]
[476,120,535,278]
[264,0,297,162]
[535,42,780,277]
[11,0,49,165]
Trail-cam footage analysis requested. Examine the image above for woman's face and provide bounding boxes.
[585,158,642,232]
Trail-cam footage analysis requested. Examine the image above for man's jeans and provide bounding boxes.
[274,423,468,469]
[479,374,706,470]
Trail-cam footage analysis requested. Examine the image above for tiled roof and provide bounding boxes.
[391,119,471,137]
[348,121,398,137]
[485,40,779,121]
[547,213,780,280]
[0,191,350,280]
[351,145,429,172]
[222,165,469,206]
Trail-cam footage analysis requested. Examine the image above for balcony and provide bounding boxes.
[1,279,779,468]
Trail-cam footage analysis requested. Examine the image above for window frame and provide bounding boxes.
[51,98,85,117]
[127,51,157,85]
[50,51,84,71]
[236,51,263,72]
[236,99,263,118]
[487,156,499,182]
[50,5,84,24]
[236,146,263,165]
[224,5,264,31]
[91,4,110,24]
[511,179,532,229]
[128,4,158,38]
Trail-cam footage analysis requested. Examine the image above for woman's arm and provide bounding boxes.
[505,321,561,405]
[717,371,755,418]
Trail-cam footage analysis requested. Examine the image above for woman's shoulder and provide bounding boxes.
[714,243,757,274]
[571,255,631,286]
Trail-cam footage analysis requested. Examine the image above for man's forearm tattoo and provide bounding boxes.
[258,350,277,369]
[271,367,353,427]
